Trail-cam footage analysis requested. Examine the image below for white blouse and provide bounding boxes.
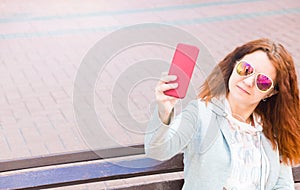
[223,99,270,190]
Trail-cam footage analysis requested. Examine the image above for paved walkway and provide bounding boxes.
[0,0,300,188]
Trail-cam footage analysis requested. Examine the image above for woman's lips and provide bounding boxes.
[237,85,250,95]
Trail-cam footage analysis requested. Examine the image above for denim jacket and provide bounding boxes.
[144,98,294,189]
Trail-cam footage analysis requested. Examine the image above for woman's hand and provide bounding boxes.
[155,72,179,124]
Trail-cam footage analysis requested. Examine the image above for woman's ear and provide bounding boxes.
[265,89,279,99]
[266,84,279,98]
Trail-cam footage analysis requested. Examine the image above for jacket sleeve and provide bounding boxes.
[273,163,295,189]
[144,100,200,161]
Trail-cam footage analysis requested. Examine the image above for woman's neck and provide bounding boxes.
[226,95,257,124]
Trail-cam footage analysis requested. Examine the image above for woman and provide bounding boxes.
[145,38,300,189]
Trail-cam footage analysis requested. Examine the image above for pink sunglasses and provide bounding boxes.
[235,60,275,92]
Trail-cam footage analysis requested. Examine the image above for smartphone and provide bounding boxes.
[164,43,199,98]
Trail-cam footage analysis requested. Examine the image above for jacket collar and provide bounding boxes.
[206,97,280,189]
[207,97,232,147]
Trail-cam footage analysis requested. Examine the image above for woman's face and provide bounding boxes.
[228,50,277,106]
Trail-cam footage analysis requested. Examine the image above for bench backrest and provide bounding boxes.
[1,145,300,189]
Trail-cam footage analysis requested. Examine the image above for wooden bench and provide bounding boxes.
[1,145,299,189]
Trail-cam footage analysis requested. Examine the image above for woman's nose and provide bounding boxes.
[243,74,255,87]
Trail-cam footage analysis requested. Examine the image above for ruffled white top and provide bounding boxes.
[223,99,270,190]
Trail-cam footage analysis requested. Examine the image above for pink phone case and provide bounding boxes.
[164,43,199,98]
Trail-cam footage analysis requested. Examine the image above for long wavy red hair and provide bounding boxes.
[198,38,300,165]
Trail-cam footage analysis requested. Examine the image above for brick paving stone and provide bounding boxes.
[17,84,36,99]
[0,109,17,126]
[3,129,31,159]
[27,142,49,157]
[24,99,44,115]
[4,87,22,105]
[0,133,11,153]
[43,136,67,154]
[38,94,58,110]
[54,124,87,151]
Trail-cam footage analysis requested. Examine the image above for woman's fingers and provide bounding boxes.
[156,83,178,93]
[160,95,178,102]
[156,72,178,92]
[155,83,178,101]
[155,72,179,102]
[159,73,177,83]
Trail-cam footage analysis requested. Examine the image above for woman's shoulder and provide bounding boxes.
[189,98,224,112]
[185,99,209,113]
[184,99,214,120]
[189,98,207,107]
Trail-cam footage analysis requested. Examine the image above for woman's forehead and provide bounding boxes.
[241,51,277,79]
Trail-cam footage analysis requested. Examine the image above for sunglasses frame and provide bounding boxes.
[234,60,275,93]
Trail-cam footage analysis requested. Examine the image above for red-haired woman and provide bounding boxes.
[145,38,300,189]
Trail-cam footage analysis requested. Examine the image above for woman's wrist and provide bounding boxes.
[159,108,174,125]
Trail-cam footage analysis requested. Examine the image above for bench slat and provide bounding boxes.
[0,154,183,190]
[0,145,144,172]
[1,151,300,190]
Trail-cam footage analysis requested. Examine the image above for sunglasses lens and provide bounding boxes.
[236,61,254,76]
[256,74,273,91]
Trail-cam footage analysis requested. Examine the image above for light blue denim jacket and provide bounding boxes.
[144,98,294,189]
